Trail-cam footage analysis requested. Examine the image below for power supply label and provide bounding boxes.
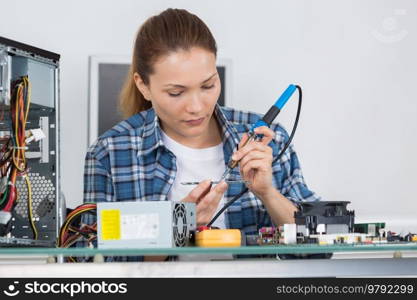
[121,214,159,240]
[100,209,121,240]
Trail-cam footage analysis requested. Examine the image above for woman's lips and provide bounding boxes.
[184,117,205,126]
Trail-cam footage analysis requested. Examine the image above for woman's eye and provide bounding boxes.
[202,84,215,90]
[168,92,182,97]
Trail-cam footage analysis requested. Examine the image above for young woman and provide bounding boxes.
[83,8,320,260]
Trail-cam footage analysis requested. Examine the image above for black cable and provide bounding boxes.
[207,85,302,227]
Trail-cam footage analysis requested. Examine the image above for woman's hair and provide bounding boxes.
[119,8,218,118]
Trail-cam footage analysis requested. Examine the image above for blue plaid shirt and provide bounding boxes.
[84,104,319,229]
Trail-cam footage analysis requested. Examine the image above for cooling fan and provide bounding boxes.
[173,203,188,247]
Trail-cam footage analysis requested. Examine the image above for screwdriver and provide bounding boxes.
[181,180,251,186]
[219,84,297,181]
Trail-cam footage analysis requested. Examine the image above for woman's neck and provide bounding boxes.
[204,114,223,147]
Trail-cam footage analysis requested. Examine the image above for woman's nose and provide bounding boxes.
[185,93,203,114]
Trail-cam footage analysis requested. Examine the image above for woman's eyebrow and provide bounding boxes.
[163,72,218,88]
[201,72,218,83]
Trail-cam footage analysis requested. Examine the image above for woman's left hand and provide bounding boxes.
[232,126,275,199]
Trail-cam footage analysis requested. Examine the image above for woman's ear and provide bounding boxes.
[133,72,152,102]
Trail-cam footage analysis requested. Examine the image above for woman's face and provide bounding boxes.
[134,47,221,147]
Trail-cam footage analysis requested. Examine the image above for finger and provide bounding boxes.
[241,159,269,179]
[238,133,249,150]
[232,142,270,162]
[199,181,228,207]
[254,126,275,145]
[181,179,212,203]
[198,181,213,203]
[243,169,255,186]
[213,180,228,194]
[239,150,270,172]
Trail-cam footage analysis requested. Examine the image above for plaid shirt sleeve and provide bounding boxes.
[83,146,114,203]
[271,124,321,204]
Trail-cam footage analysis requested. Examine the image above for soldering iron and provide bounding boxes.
[219,84,298,182]
[207,84,303,227]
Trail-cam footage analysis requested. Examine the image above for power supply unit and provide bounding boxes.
[97,201,196,249]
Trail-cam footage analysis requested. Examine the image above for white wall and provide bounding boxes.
[1,0,416,233]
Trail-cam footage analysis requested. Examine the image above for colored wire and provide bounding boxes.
[58,203,97,247]
[57,203,97,262]
[1,77,35,243]
[25,175,37,239]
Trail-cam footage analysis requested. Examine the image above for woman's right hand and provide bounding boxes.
[182,179,228,226]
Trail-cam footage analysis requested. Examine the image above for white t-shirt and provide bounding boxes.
[161,130,227,229]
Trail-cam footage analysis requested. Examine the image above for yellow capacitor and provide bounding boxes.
[195,229,241,247]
